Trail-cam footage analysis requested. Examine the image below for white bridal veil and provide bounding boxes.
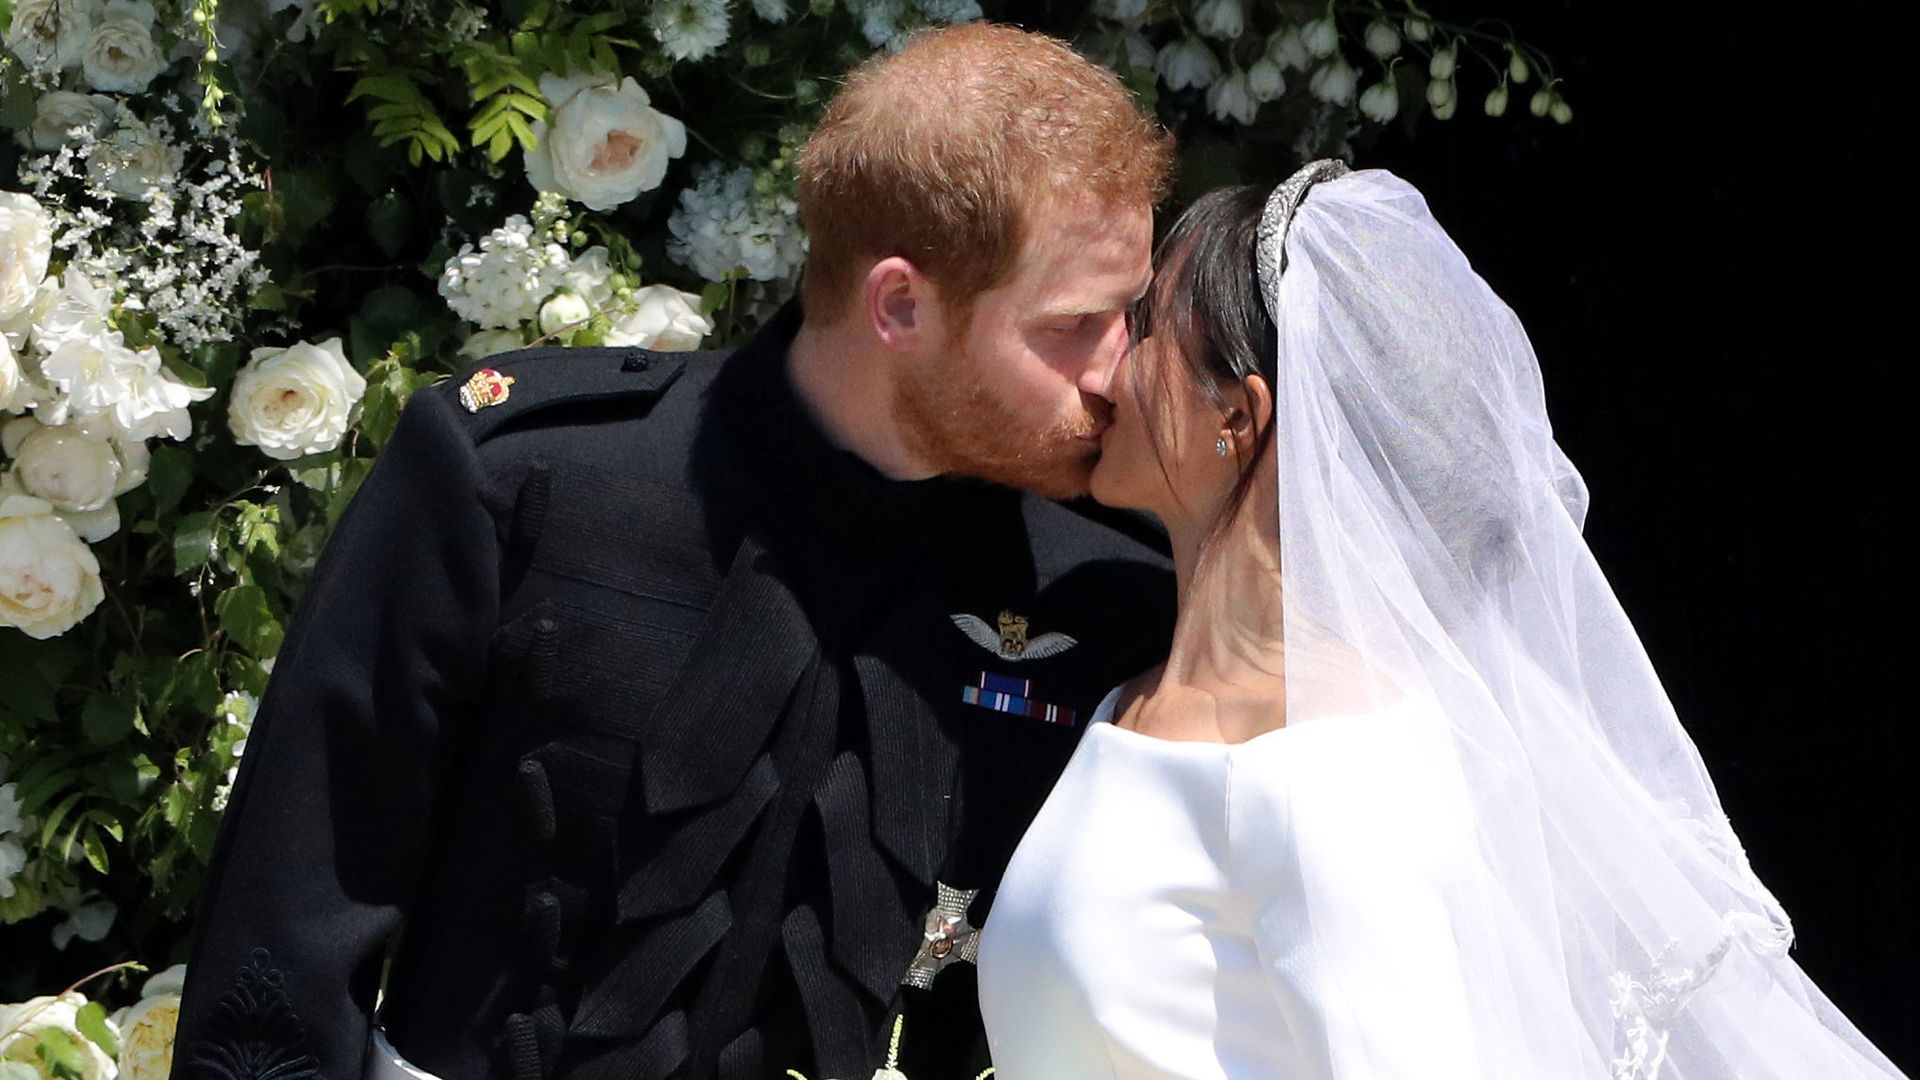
[1259,161,1905,1079]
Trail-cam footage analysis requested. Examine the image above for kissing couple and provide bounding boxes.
[167,21,1904,1080]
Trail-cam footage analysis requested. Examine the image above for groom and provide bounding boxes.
[169,22,1176,1080]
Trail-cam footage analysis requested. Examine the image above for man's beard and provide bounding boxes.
[892,348,1101,500]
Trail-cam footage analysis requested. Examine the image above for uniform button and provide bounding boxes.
[534,616,557,635]
[620,353,651,373]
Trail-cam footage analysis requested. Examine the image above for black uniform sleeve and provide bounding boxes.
[170,382,501,1080]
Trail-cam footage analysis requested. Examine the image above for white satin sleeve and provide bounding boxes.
[1231,707,1486,1079]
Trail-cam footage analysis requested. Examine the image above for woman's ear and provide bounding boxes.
[1226,374,1275,450]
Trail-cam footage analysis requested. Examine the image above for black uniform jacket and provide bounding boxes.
[168,302,1176,1080]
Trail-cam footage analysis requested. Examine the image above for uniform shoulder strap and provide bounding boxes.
[433,344,695,442]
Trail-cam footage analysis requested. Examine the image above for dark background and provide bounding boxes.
[1352,0,1911,1068]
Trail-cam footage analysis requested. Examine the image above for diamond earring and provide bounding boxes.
[1215,435,1231,457]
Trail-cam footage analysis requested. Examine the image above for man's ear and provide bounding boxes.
[864,256,941,351]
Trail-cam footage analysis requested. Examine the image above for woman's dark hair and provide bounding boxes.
[1128,184,1279,534]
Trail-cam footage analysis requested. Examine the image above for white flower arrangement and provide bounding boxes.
[666,162,807,285]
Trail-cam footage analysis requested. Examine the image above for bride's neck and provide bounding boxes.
[1158,484,1287,696]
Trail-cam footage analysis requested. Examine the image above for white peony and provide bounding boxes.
[5,0,98,71]
[458,329,524,360]
[525,72,687,212]
[0,193,53,329]
[21,91,116,152]
[81,0,167,92]
[438,215,572,329]
[647,0,730,62]
[1359,78,1400,124]
[86,121,180,200]
[605,286,712,351]
[0,494,105,640]
[38,331,215,442]
[1154,36,1220,92]
[1246,55,1286,102]
[1192,0,1243,41]
[1205,69,1258,125]
[536,291,592,337]
[227,337,366,461]
[1308,55,1359,106]
[109,964,186,1080]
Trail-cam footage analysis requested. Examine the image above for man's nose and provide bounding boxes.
[1077,317,1129,401]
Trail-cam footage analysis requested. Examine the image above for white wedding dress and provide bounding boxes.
[977,686,1487,1080]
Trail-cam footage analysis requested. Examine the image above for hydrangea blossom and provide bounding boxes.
[667,162,808,284]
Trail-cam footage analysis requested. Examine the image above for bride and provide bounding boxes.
[974,163,1905,1079]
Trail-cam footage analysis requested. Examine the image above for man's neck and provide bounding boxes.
[786,318,940,482]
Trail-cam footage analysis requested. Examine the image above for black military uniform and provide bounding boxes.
[169,302,1175,1080]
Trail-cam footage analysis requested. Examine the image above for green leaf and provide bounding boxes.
[145,445,194,516]
[215,583,285,659]
[81,827,110,873]
[173,511,218,575]
[33,1027,87,1078]
[82,808,125,843]
[267,167,337,248]
[75,1002,118,1059]
[81,692,137,747]
[0,637,60,724]
[349,285,427,365]
[39,790,86,850]
[366,192,415,259]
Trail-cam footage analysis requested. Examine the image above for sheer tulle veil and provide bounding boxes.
[1258,161,1905,1078]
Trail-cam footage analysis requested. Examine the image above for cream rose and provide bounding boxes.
[108,963,186,1080]
[0,193,53,328]
[86,121,177,200]
[22,90,116,152]
[227,337,367,461]
[0,992,117,1080]
[526,72,687,212]
[81,0,165,92]
[0,494,106,639]
[11,422,120,513]
[604,285,712,351]
[5,0,98,71]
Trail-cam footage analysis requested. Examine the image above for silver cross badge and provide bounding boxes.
[902,882,980,989]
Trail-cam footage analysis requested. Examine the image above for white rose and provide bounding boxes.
[458,329,524,360]
[86,121,178,200]
[227,337,366,461]
[6,0,98,71]
[108,969,184,1080]
[604,286,712,351]
[0,494,105,639]
[0,193,53,328]
[0,993,117,1080]
[21,91,116,152]
[536,290,592,336]
[526,73,688,212]
[1205,69,1258,125]
[11,422,120,513]
[81,0,166,92]
[1154,36,1220,92]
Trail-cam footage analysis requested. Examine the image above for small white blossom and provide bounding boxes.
[1404,16,1431,42]
[1509,49,1531,84]
[1363,19,1400,59]
[1206,69,1258,125]
[1308,55,1358,106]
[438,214,573,329]
[1427,77,1458,119]
[1429,42,1457,80]
[1266,27,1310,72]
[1246,55,1286,102]
[1485,84,1509,117]
[1530,88,1552,117]
[1359,78,1400,123]
[1301,17,1338,59]
[1155,36,1221,92]
[1550,98,1572,124]
[751,0,790,21]
[667,162,808,284]
[647,0,730,62]
[1193,0,1243,41]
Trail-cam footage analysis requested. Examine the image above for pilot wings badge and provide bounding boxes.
[950,610,1078,662]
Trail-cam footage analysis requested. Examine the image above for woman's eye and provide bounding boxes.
[1045,316,1087,335]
